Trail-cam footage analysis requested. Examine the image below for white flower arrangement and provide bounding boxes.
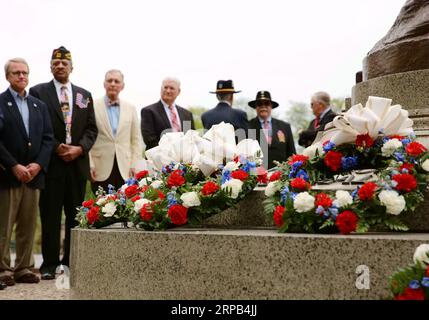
[378,190,406,215]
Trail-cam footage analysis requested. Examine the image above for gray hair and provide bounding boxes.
[162,77,181,89]
[4,57,29,76]
[312,91,331,106]
[105,69,124,81]
[216,93,233,102]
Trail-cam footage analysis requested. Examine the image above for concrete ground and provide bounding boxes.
[0,254,70,300]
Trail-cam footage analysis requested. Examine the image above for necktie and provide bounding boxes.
[263,120,272,145]
[60,86,72,144]
[168,105,181,132]
[314,116,320,129]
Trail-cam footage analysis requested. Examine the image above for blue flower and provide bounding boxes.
[421,277,429,288]
[323,141,336,152]
[296,169,309,181]
[316,206,325,215]
[401,138,411,146]
[280,186,290,204]
[82,207,89,213]
[341,156,358,171]
[409,280,420,289]
[351,188,359,200]
[125,177,137,186]
[243,161,256,173]
[393,152,405,162]
[290,192,297,201]
[221,170,231,184]
[167,192,178,208]
[120,197,126,205]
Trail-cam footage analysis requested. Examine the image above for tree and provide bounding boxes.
[187,106,207,130]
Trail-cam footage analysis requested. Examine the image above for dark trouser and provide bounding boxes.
[91,157,124,195]
[39,165,86,273]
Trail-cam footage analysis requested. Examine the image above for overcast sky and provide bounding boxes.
[1,0,406,116]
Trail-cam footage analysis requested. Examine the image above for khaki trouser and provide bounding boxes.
[0,185,40,279]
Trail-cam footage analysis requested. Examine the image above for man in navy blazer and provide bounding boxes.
[29,46,97,280]
[201,80,248,141]
[0,58,53,286]
[141,77,195,150]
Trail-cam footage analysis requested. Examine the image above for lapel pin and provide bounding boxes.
[7,102,12,106]
[33,103,38,108]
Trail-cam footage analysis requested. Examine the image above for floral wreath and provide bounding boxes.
[76,123,264,230]
[264,96,429,234]
[390,244,429,300]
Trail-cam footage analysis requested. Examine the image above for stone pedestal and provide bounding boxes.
[70,228,429,299]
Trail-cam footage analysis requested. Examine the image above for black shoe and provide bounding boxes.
[0,281,6,290]
[41,272,55,280]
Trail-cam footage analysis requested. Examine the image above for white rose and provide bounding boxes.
[138,177,152,188]
[293,192,315,213]
[381,139,402,157]
[221,178,244,199]
[422,159,429,172]
[223,161,240,172]
[302,144,324,159]
[264,181,281,197]
[120,183,128,194]
[180,191,201,208]
[96,196,108,206]
[150,180,163,189]
[102,202,117,217]
[378,190,406,215]
[134,198,152,212]
[413,244,429,266]
[335,190,353,207]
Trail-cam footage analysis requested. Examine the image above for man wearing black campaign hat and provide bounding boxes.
[29,46,97,280]
[201,80,248,139]
[248,91,295,169]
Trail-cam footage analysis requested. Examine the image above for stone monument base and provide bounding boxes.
[70,228,429,299]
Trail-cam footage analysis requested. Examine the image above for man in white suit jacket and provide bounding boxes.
[89,69,142,193]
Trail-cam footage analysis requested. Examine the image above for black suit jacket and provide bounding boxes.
[201,102,249,137]
[29,81,97,180]
[298,109,337,148]
[249,117,296,169]
[141,101,195,150]
[0,89,54,189]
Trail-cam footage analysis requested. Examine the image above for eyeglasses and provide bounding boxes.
[9,71,29,77]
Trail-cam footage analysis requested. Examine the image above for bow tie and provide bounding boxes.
[108,101,119,107]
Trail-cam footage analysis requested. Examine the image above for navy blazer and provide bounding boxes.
[29,81,98,180]
[141,101,195,150]
[0,89,54,189]
[249,117,296,169]
[201,102,249,135]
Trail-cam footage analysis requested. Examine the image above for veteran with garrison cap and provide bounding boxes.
[248,90,295,169]
[30,46,97,280]
[201,80,248,139]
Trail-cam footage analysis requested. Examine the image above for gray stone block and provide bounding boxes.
[70,228,429,299]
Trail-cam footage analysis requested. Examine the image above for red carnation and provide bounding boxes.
[167,204,188,225]
[257,172,268,184]
[335,210,358,235]
[290,177,310,190]
[140,203,153,222]
[157,191,165,200]
[231,169,249,181]
[273,206,285,227]
[399,163,414,173]
[324,151,343,172]
[288,154,309,165]
[393,173,417,193]
[131,195,141,202]
[358,182,377,201]
[355,133,374,148]
[389,135,405,141]
[167,170,186,188]
[86,206,100,225]
[405,141,427,157]
[395,287,425,300]
[135,170,149,180]
[201,181,220,196]
[125,185,139,198]
[269,171,282,182]
[82,199,94,208]
[315,193,333,208]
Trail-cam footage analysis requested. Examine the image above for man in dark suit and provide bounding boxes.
[298,91,337,148]
[201,80,248,141]
[248,91,295,169]
[141,77,195,150]
[29,47,97,280]
[0,58,53,286]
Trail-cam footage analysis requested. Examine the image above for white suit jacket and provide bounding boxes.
[89,98,143,181]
